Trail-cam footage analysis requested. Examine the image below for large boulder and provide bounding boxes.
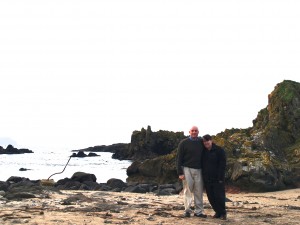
[126,151,178,184]
[71,172,97,182]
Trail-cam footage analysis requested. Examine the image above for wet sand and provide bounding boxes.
[0,188,299,224]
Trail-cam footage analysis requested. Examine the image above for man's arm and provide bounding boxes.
[176,141,184,176]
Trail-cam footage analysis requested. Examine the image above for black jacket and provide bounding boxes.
[202,143,226,182]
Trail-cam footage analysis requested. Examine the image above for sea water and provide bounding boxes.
[0,150,132,183]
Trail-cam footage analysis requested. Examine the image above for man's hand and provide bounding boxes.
[179,175,185,180]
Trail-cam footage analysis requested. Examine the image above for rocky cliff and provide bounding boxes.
[126,80,300,192]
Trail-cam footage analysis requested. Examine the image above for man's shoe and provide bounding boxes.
[213,213,221,218]
[183,212,191,217]
[219,214,227,220]
[194,213,207,218]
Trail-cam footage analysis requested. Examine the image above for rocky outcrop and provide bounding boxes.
[126,80,300,192]
[0,144,33,154]
[252,80,300,154]
[113,126,185,160]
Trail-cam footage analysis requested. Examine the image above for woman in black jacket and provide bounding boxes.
[202,134,227,220]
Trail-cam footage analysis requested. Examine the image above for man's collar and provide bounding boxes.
[189,137,199,141]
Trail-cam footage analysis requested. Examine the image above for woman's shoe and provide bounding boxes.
[219,214,227,220]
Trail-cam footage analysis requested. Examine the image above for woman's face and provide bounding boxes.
[203,139,212,150]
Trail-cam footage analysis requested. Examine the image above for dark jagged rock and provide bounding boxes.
[126,80,300,192]
[70,150,99,157]
[4,192,37,200]
[87,152,98,157]
[114,125,185,160]
[61,193,93,205]
[126,151,178,184]
[106,178,127,189]
[0,181,9,192]
[19,168,31,171]
[3,177,45,200]
[71,172,97,182]
[7,176,31,183]
[0,144,34,154]
[126,150,178,184]
[55,178,94,190]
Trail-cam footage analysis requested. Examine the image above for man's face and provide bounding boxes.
[189,126,199,138]
[203,139,212,150]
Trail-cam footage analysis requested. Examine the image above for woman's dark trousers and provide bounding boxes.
[204,181,226,216]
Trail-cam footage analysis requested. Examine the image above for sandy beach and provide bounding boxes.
[1,188,299,225]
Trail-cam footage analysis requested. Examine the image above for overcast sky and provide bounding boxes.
[1,0,299,152]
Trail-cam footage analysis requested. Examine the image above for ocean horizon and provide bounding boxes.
[0,149,132,183]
